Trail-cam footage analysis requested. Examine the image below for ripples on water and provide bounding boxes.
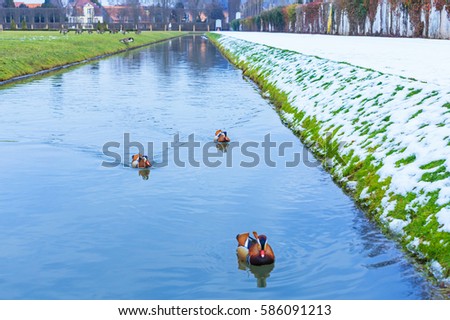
[0,36,444,299]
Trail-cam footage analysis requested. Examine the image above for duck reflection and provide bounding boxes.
[216,142,229,153]
[138,169,150,180]
[237,259,275,288]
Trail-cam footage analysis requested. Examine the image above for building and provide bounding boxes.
[14,2,42,8]
[66,0,103,27]
[102,5,149,24]
[0,1,65,28]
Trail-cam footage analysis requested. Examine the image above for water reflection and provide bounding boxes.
[250,264,275,288]
[50,74,65,118]
[216,142,229,153]
[237,259,275,288]
[348,206,443,298]
[138,169,151,180]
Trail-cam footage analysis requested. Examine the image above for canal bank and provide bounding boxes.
[0,31,184,84]
[208,32,450,285]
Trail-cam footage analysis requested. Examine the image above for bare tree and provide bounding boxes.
[188,0,204,22]
[228,0,240,21]
[206,0,224,20]
[127,0,141,24]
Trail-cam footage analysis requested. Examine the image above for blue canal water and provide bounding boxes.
[0,35,444,299]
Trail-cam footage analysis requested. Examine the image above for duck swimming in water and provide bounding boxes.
[131,154,151,168]
[214,129,230,143]
[236,231,275,266]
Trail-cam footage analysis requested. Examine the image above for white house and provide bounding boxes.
[66,0,103,28]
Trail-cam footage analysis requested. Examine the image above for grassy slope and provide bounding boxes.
[0,31,184,82]
[208,32,450,284]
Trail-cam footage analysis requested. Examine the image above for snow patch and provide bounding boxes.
[389,219,409,236]
[436,207,450,232]
[217,32,450,87]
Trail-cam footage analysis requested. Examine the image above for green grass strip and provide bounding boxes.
[0,31,185,82]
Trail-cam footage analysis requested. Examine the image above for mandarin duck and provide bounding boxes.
[214,129,230,143]
[131,154,151,168]
[236,231,275,266]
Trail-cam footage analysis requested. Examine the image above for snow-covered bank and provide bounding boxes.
[217,32,450,87]
[210,33,450,283]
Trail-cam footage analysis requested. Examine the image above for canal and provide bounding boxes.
[0,35,443,299]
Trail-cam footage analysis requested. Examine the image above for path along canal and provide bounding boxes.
[0,35,445,299]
